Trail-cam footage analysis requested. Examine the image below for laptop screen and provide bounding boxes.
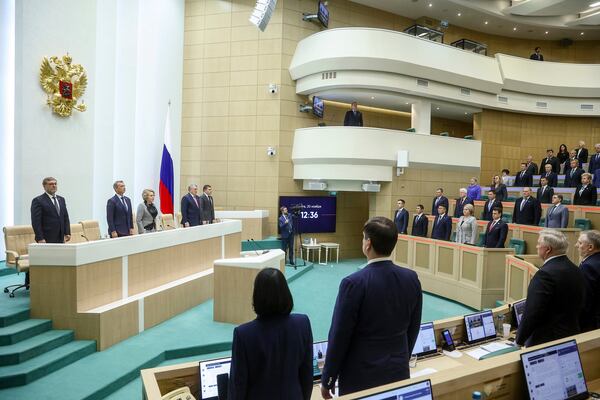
[464,310,496,344]
[313,340,328,381]
[198,357,232,400]
[521,339,588,400]
[512,299,526,327]
[357,379,434,400]
[412,322,437,357]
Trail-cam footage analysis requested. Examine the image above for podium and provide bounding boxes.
[213,250,285,324]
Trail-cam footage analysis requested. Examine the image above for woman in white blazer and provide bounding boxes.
[455,204,478,245]
[136,189,161,234]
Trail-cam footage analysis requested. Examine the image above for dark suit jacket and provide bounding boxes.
[526,162,538,176]
[539,171,557,187]
[431,196,449,216]
[574,184,598,206]
[536,186,554,204]
[544,204,569,228]
[200,193,215,223]
[411,214,428,237]
[453,197,474,218]
[279,214,293,239]
[514,171,533,187]
[229,314,313,400]
[431,214,452,241]
[180,193,201,226]
[577,147,589,166]
[588,153,600,174]
[106,195,133,236]
[483,219,508,248]
[482,199,501,221]
[530,53,544,61]
[30,194,71,243]
[343,110,363,127]
[564,158,578,174]
[516,255,585,347]
[540,157,559,174]
[513,197,541,226]
[394,209,409,234]
[564,168,583,188]
[322,260,422,395]
[491,184,507,202]
[580,252,600,333]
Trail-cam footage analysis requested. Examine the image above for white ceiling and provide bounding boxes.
[350,0,600,40]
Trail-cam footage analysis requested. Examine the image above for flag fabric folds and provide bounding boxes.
[159,105,174,215]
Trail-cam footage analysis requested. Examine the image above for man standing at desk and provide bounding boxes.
[200,184,215,224]
[31,177,71,244]
[181,184,201,227]
[321,217,422,398]
[107,180,134,238]
[343,102,363,127]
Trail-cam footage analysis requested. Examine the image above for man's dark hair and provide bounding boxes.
[547,149,553,153]
[417,204,424,210]
[492,207,503,214]
[488,190,495,195]
[535,46,541,51]
[436,188,444,192]
[502,169,510,175]
[398,199,405,204]
[252,268,293,317]
[363,216,397,256]
[556,194,564,201]
[203,184,211,191]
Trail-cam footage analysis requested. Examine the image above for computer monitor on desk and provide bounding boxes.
[520,339,589,400]
[464,310,496,344]
[512,299,526,328]
[412,322,438,357]
[357,379,434,400]
[198,357,231,400]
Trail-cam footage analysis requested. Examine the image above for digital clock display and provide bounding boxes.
[278,196,337,233]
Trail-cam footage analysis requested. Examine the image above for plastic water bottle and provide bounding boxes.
[472,391,483,400]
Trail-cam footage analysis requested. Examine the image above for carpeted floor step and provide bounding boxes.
[0,319,52,346]
[0,340,96,388]
[0,330,74,366]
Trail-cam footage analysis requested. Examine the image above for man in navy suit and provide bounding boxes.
[588,144,600,174]
[181,184,202,227]
[453,188,473,218]
[200,184,216,224]
[539,164,557,187]
[321,217,422,398]
[343,101,363,127]
[106,180,134,237]
[575,230,600,332]
[536,177,554,204]
[513,187,541,226]
[431,188,449,216]
[411,204,428,237]
[31,177,71,244]
[516,230,585,347]
[394,199,409,234]
[484,208,508,248]
[574,173,598,206]
[565,159,584,188]
[431,205,452,241]
[544,195,569,228]
[514,163,533,187]
[482,190,501,221]
[279,207,295,265]
[540,149,559,174]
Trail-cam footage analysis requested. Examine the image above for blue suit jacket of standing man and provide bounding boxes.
[31,194,70,243]
[107,195,133,236]
[431,214,452,241]
[181,193,201,226]
[544,204,569,228]
[394,208,409,234]
[321,259,422,395]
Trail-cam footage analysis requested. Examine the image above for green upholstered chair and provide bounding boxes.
[477,232,486,247]
[463,135,474,139]
[405,128,416,132]
[502,213,512,223]
[451,231,457,242]
[538,217,545,227]
[439,132,449,137]
[508,238,526,255]
[506,196,517,202]
[574,218,592,231]
[562,198,572,205]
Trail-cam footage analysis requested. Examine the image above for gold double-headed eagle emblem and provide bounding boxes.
[39,54,87,117]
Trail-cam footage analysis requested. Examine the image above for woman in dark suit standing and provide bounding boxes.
[490,175,508,202]
[229,268,313,400]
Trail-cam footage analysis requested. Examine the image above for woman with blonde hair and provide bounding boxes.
[136,189,161,233]
[455,204,478,245]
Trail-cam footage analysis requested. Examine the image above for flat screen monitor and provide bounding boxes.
[313,340,328,381]
[317,1,329,28]
[411,322,437,357]
[357,379,434,400]
[521,339,589,400]
[198,357,231,400]
[464,310,496,344]
[312,96,324,118]
[279,196,336,233]
[512,299,526,327]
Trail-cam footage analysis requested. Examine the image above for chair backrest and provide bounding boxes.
[502,213,512,223]
[161,214,176,230]
[538,217,545,227]
[508,238,526,255]
[132,212,139,235]
[3,225,36,265]
[574,218,592,231]
[80,220,101,241]
[69,224,87,243]
[477,232,486,247]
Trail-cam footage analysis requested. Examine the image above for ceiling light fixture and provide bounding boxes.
[513,27,517,31]
[436,107,440,110]
[428,3,433,7]
[371,96,375,99]
[590,2,600,8]
[457,12,461,17]
[545,31,549,34]
[581,32,585,35]
[484,21,488,25]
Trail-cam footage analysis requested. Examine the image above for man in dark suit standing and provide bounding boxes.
[539,164,557,187]
[107,180,134,238]
[394,199,409,234]
[200,184,215,224]
[525,155,538,176]
[575,230,600,332]
[343,101,363,127]
[431,205,452,241]
[516,230,585,347]
[515,163,533,187]
[564,159,584,188]
[545,195,569,228]
[536,177,554,204]
[431,188,448,216]
[482,190,501,221]
[484,208,508,248]
[278,207,295,266]
[529,47,544,61]
[321,217,422,398]
[411,204,428,237]
[181,184,202,227]
[540,149,559,175]
[564,149,578,174]
[31,177,71,244]
[588,143,600,174]
[576,140,588,167]
[513,187,541,226]
[574,173,597,206]
[453,188,473,218]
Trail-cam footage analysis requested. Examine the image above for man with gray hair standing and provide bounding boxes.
[575,230,600,332]
[516,229,585,347]
[181,184,201,227]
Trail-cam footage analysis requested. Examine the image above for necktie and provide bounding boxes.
[580,186,586,196]
[52,196,60,214]
[488,221,496,232]
[571,169,575,177]
[120,197,127,211]
[520,198,527,211]
[416,215,420,222]
[541,187,545,196]
[192,195,199,208]
[548,206,556,217]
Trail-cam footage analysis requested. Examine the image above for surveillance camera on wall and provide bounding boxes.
[268,83,278,94]
[267,146,276,157]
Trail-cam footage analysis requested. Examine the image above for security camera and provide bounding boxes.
[267,146,276,157]
[268,83,278,94]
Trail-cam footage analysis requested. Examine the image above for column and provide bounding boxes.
[411,100,431,135]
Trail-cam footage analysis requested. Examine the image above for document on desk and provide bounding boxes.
[480,342,512,353]
[465,347,490,360]
[410,368,438,379]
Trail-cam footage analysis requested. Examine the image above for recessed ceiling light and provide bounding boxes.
[457,12,461,16]
[405,102,410,105]
[370,96,375,99]
[484,21,488,25]
[545,31,549,34]
[464,112,468,115]
[428,3,433,7]
[436,107,440,110]
[581,32,585,35]
[590,2,600,8]
[513,27,517,31]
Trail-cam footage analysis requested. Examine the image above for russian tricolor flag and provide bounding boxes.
[159,105,174,215]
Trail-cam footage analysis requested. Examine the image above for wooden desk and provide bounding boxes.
[28,221,242,350]
[214,210,269,241]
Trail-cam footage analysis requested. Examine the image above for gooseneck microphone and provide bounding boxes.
[251,238,269,254]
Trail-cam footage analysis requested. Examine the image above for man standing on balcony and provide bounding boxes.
[343,101,363,127]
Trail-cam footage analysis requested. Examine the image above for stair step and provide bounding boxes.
[0,309,29,328]
[0,319,52,346]
[0,330,74,365]
[0,340,96,388]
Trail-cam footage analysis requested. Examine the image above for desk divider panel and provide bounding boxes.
[459,249,478,283]
[76,258,122,311]
[395,236,409,266]
[436,245,457,277]
[414,241,433,272]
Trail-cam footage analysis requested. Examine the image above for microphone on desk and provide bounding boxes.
[81,234,89,242]
[251,239,269,255]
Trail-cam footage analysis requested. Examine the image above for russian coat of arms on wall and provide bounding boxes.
[39,54,87,117]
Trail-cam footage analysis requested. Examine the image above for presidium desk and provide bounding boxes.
[28,220,242,350]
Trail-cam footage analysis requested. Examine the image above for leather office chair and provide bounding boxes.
[502,213,512,223]
[160,214,176,230]
[69,223,87,243]
[80,220,101,241]
[3,225,35,297]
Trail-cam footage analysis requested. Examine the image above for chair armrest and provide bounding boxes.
[5,250,20,264]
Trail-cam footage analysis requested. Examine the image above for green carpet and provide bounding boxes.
[0,259,475,399]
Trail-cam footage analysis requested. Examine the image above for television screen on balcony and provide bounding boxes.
[317,1,329,28]
[279,196,336,233]
[312,96,324,118]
